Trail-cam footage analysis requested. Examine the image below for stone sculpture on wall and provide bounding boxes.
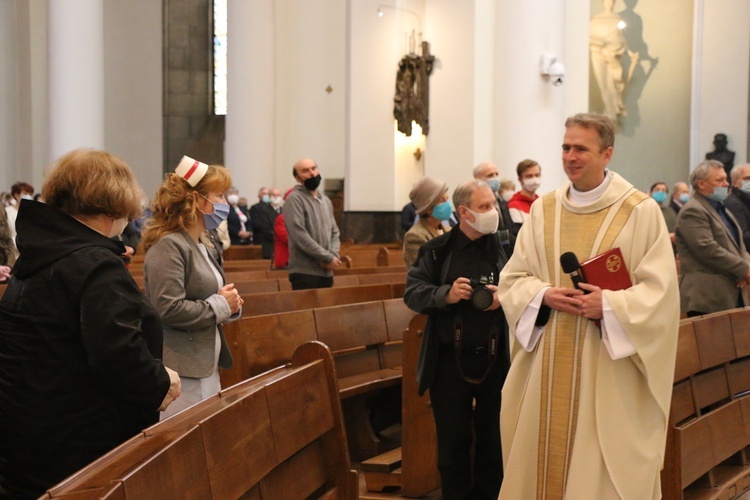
[394,41,435,136]
[589,0,639,121]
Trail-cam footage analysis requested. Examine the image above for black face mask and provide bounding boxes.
[303,174,322,191]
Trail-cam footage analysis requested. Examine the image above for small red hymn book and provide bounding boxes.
[579,247,632,291]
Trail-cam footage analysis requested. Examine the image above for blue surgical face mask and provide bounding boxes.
[486,178,501,193]
[431,201,453,221]
[651,191,667,204]
[741,181,750,194]
[262,194,270,203]
[679,193,690,204]
[708,186,729,203]
[198,194,230,230]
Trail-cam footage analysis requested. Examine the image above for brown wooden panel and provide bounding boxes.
[241,289,317,317]
[676,417,715,488]
[343,249,381,268]
[227,270,270,282]
[728,358,750,397]
[245,311,317,376]
[383,299,415,342]
[693,313,737,370]
[730,308,750,358]
[379,342,403,369]
[278,279,292,291]
[390,282,405,298]
[675,320,701,382]
[334,349,382,378]
[740,397,750,440]
[238,484,261,500]
[707,400,747,464]
[266,270,289,279]
[201,388,276,499]
[222,260,273,271]
[692,367,730,412]
[315,301,388,351]
[224,245,263,260]
[120,427,211,499]
[315,285,393,309]
[333,275,360,287]
[233,279,280,295]
[358,273,407,286]
[671,380,696,425]
[265,362,335,463]
[259,440,329,499]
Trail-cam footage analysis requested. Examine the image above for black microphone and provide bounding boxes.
[560,252,588,293]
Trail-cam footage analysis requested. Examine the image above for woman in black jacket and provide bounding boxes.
[0,149,181,499]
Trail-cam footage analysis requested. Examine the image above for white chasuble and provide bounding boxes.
[498,172,679,500]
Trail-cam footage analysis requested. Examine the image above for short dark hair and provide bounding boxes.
[10,182,33,197]
[516,159,539,178]
[565,113,616,150]
[649,182,667,193]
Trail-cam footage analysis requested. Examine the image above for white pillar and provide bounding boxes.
[493,0,574,193]
[47,0,104,161]
[225,0,275,197]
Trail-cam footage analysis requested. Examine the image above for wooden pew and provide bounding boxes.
[221,298,416,461]
[661,308,750,499]
[361,314,440,496]
[377,247,405,267]
[240,283,404,317]
[43,341,357,499]
[223,245,263,260]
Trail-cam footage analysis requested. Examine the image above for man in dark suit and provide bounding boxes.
[725,164,750,250]
[676,159,750,316]
[250,187,279,259]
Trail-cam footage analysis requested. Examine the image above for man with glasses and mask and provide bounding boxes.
[283,158,341,290]
[404,179,510,500]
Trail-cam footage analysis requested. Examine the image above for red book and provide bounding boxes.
[579,247,632,291]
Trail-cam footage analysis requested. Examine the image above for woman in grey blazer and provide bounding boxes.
[142,157,242,419]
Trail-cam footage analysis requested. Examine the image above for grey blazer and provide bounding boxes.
[675,193,750,314]
[144,231,236,378]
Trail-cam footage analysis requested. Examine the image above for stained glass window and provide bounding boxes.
[213,0,227,115]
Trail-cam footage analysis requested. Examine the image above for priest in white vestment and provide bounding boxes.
[497,113,679,499]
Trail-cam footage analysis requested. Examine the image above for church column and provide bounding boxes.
[47,0,105,160]
[225,0,275,196]
[493,0,587,191]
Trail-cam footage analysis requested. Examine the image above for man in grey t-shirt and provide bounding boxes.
[282,158,341,290]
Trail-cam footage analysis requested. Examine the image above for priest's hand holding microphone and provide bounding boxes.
[542,252,603,320]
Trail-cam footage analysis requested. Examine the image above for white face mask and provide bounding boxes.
[271,196,283,206]
[109,217,129,238]
[227,194,240,205]
[20,194,33,201]
[464,207,499,235]
[500,190,514,202]
[522,176,542,192]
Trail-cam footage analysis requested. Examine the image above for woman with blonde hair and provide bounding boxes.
[0,149,180,498]
[143,156,242,419]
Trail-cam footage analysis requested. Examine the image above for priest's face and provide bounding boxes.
[562,125,613,192]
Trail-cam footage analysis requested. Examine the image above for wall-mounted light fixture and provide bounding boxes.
[540,54,565,87]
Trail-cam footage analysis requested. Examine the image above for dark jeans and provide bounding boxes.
[429,346,505,500]
[288,273,334,291]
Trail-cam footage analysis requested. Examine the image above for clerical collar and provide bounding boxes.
[568,170,613,206]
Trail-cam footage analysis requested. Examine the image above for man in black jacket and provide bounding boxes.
[250,187,279,259]
[725,163,750,250]
[404,179,510,500]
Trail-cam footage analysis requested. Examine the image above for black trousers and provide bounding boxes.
[429,346,505,500]
[288,273,334,291]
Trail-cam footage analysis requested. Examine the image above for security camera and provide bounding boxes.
[549,61,565,87]
[540,54,565,87]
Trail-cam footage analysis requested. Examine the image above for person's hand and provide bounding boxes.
[239,230,251,239]
[321,256,341,270]
[483,284,502,311]
[219,283,243,314]
[0,265,10,281]
[122,246,135,258]
[577,282,603,320]
[542,287,584,315]
[446,277,472,305]
[737,268,750,288]
[158,366,181,411]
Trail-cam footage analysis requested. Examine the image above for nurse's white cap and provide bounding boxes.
[175,156,208,187]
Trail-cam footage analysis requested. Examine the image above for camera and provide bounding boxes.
[469,275,494,310]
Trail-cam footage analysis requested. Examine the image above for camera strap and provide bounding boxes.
[452,317,498,385]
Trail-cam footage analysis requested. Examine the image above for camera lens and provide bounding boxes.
[471,287,494,310]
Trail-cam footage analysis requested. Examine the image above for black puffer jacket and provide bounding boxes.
[0,200,170,499]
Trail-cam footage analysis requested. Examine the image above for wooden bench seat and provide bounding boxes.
[44,342,357,499]
[662,308,750,499]
[221,298,416,460]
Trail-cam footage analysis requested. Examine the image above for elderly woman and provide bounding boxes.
[0,149,180,498]
[403,177,451,266]
[142,157,242,419]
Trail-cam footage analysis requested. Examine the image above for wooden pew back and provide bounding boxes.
[44,342,357,499]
